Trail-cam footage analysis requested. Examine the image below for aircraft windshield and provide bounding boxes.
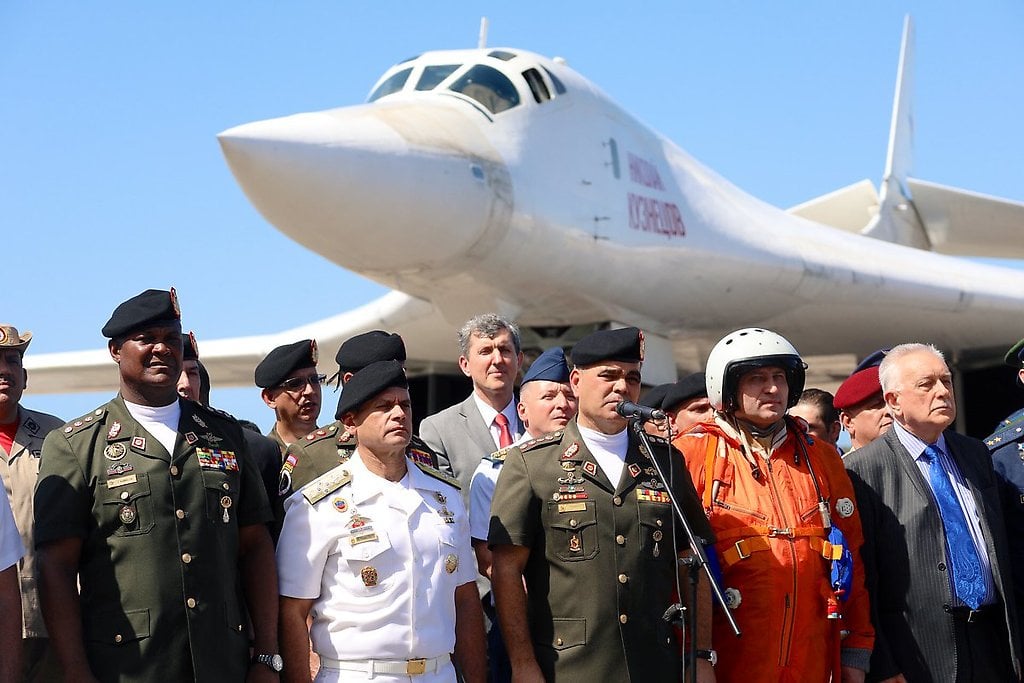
[367,67,412,102]
[448,64,520,114]
[415,64,460,91]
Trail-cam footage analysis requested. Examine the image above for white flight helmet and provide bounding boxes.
[705,328,806,412]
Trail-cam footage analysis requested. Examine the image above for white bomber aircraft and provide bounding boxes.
[25,18,1024,429]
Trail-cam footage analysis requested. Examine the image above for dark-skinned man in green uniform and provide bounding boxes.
[278,331,438,502]
[488,327,716,683]
[34,288,281,683]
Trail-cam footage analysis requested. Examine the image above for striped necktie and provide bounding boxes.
[922,444,986,609]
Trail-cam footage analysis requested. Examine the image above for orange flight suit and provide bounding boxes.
[675,417,873,683]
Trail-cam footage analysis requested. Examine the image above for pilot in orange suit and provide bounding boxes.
[674,328,873,683]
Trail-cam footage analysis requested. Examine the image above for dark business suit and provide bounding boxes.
[845,428,1021,682]
[420,394,506,504]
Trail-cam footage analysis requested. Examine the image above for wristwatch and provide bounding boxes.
[253,653,284,672]
[694,649,718,666]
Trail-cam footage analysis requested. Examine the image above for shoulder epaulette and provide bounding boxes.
[301,464,352,504]
[485,447,510,463]
[414,461,461,490]
[193,402,238,424]
[521,430,563,453]
[302,422,342,445]
[60,407,107,436]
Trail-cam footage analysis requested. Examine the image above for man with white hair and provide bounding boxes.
[846,343,1021,682]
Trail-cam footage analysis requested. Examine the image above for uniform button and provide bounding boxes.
[182,553,192,564]
[616,535,626,545]
[613,496,622,506]
[170,465,179,476]
[619,614,628,624]
[656,519,664,527]
[618,573,628,584]
[114,634,123,643]
[569,519,578,528]
[175,509,186,520]
[119,491,129,501]
[938,562,947,572]
[222,482,230,490]
[186,598,197,609]
[653,530,664,541]
[555,637,564,646]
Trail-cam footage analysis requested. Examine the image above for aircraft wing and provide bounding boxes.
[23,291,461,395]
[907,178,1024,258]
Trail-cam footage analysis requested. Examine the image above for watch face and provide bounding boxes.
[271,654,284,672]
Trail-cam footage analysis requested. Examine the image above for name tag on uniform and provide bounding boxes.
[196,448,239,471]
[107,474,138,489]
[558,502,588,513]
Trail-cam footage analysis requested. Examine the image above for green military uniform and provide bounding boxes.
[266,425,289,455]
[34,396,272,683]
[488,419,714,682]
[278,419,439,499]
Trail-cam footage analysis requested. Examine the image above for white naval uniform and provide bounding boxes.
[277,451,475,683]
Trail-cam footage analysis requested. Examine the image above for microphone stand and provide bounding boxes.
[630,419,740,683]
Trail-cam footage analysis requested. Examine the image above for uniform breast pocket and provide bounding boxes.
[335,532,398,596]
[546,501,599,561]
[202,470,240,525]
[99,475,155,536]
[638,501,671,559]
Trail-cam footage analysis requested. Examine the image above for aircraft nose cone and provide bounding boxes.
[218,103,512,273]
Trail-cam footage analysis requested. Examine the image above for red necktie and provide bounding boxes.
[494,413,513,449]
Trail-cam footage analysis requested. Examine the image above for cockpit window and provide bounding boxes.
[488,50,517,61]
[367,67,412,102]
[522,68,551,104]
[542,66,567,95]
[449,64,520,114]
[415,64,460,91]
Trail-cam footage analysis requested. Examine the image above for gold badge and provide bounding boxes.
[104,443,127,460]
[361,566,378,587]
[170,287,181,318]
[445,553,459,574]
[119,505,136,525]
[569,534,582,553]
[107,421,122,439]
[310,339,318,364]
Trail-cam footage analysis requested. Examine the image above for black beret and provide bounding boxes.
[1004,338,1024,369]
[853,348,889,373]
[662,372,707,411]
[642,383,673,411]
[254,339,318,388]
[571,327,644,367]
[102,288,181,338]
[335,359,408,418]
[522,347,570,384]
[336,331,406,373]
[183,331,199,361]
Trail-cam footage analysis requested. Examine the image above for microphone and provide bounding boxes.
[615,400,666,423]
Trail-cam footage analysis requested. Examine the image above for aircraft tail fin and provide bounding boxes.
[862,15,931,248]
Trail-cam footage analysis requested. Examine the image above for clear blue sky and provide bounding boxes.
[3,3,1022,427]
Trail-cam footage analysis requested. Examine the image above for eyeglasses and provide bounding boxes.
[277,374,327,392]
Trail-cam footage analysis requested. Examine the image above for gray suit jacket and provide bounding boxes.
[419,394,501,503]
[846,428,1021,682]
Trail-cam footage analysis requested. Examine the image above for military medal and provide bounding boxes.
[104,443,127,460]
[560,461,575,472]
[445,554,459,574]
[361,566,378,587]
[107,462,134,476]
[220,495,232,523]
[435,492,447,505]
[333,497,348,512]
[119,505,136,525]
[107,421,122,439]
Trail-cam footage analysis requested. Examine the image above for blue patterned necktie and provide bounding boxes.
[922,444,986,609]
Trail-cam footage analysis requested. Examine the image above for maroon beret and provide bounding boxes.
[833,366,882,410]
